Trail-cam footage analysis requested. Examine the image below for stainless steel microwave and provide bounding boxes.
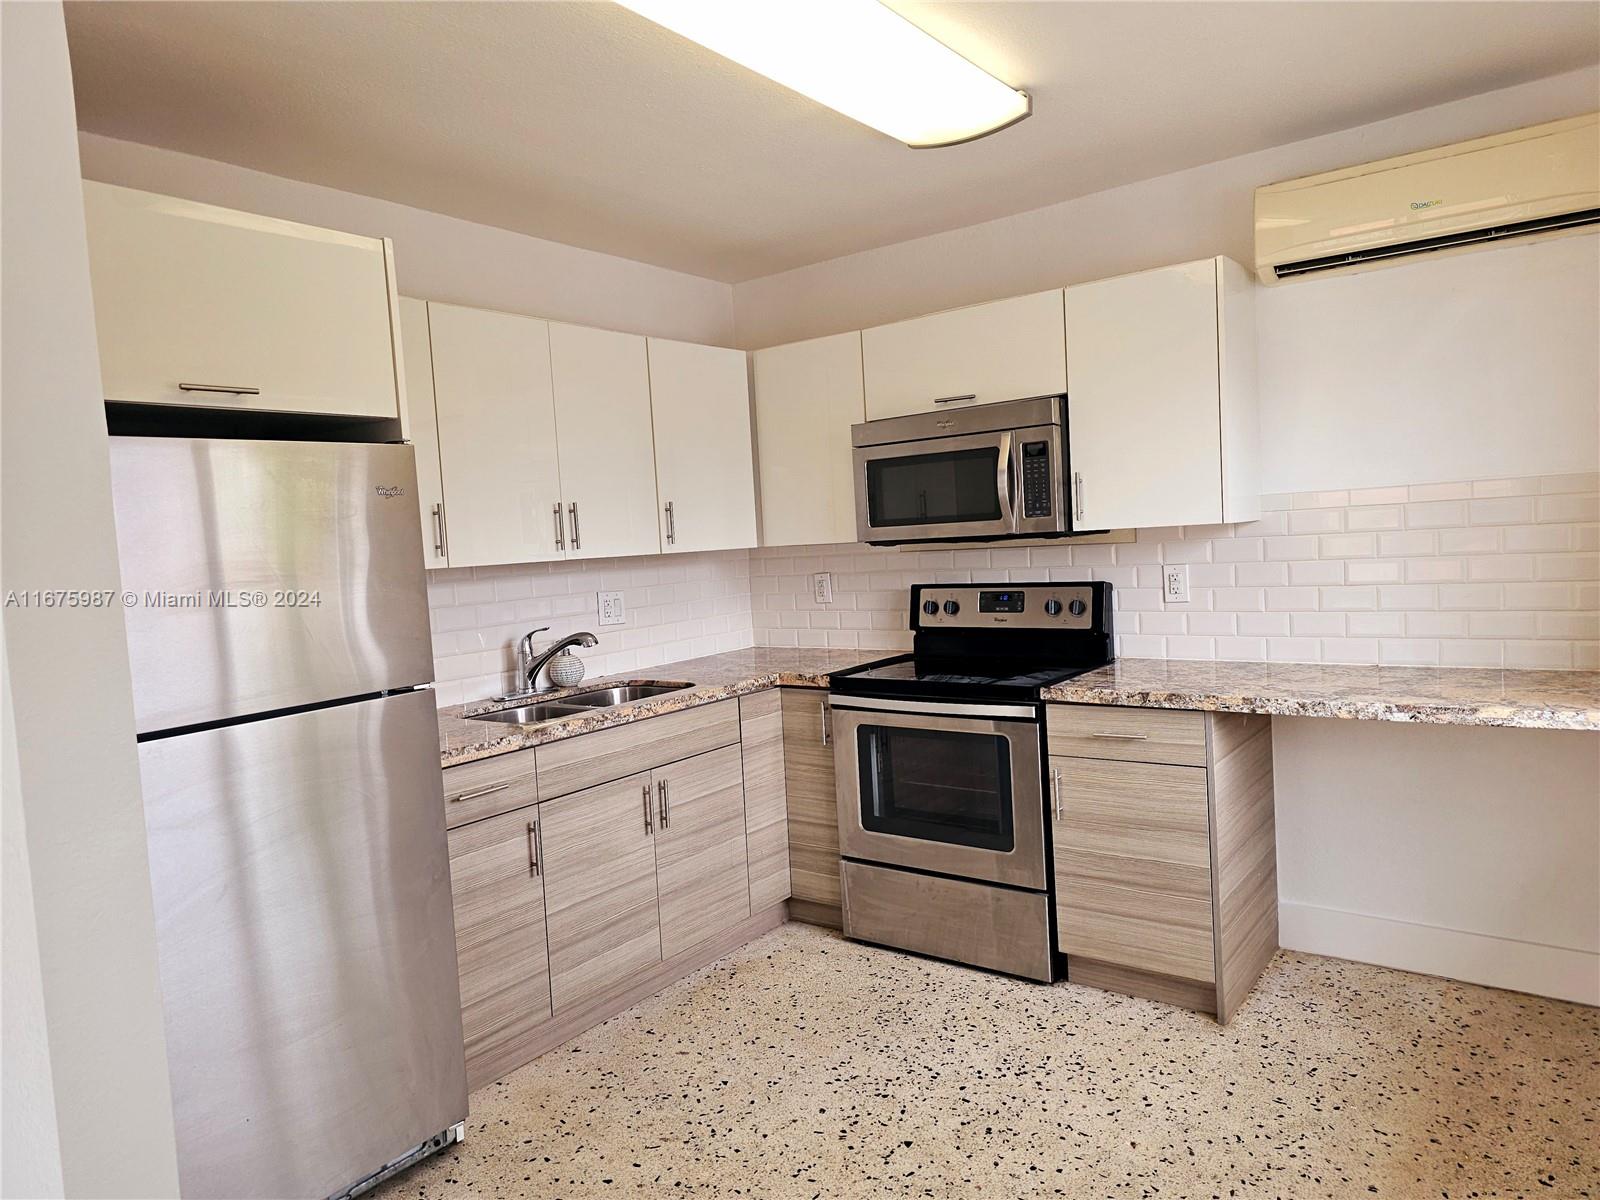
[852,395,1075,544]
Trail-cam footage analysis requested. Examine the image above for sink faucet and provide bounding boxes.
[517,628,598,694]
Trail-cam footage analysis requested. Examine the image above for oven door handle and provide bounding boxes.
[996,429,1016,532]
[827,694,1038,721]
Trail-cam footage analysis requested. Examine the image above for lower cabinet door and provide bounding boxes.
[540,771,663,1012]
[448,805,552,1092]
[780,690,840,910]
[654,745,751,960]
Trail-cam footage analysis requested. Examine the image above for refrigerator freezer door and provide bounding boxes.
[110,437,435,734]
[138,689,465,1199]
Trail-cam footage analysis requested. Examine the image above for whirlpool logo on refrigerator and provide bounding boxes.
[373,485,407,498]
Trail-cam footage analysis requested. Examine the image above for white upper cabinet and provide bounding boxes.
[398,299,449,569]
[82,182,400,419]
[1065,257,1259,530]
[428,303,563,568]
[861,290,1067,420]
[549,323,661,559]
[647,338,758,554]
[752,332,865,547]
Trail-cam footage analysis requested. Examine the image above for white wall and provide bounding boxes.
[1,5,181,1196]
[78,132,737,346]
[1274,718,1600,1005]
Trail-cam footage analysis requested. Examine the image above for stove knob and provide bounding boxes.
[943,599,960,616]
[1043,599,1062,616]
[1068,598,1088,617]
[922,599,939,616]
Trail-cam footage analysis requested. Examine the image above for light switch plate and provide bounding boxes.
[598,590,626,626]
[1162,564,1191,605]
[812,572,834,605]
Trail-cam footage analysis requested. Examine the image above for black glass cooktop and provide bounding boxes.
[830,654,1096,703]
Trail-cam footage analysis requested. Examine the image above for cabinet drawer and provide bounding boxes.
[1047,704,1207,767]
[1055,873,1216,983]
[1052,756,1211,865]
[536,700,740,799]
[441,748,538,829]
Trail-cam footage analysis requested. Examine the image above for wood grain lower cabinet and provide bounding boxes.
[738,691,791,912]
[779,689,841,922]
[447,806,552,1091]
[1048,703,1278,1022]
[653,745,751,959]
[539,772,663,1013]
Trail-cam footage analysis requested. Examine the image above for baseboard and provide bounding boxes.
[1279,901,1599,1006]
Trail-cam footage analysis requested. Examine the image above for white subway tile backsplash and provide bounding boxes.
[510,472,1600,683]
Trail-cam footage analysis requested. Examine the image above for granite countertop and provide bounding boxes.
[437,647,882,768]
[1042,658,1600,731]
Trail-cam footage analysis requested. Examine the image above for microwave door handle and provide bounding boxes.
[995,430,1016,531]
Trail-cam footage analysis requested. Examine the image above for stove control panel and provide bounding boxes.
[912,583,1098,631]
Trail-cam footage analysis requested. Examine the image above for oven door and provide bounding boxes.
[854,429,1015,543]
[831,696,1046,891]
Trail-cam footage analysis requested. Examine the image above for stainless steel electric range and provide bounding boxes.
[828,581,1114,982]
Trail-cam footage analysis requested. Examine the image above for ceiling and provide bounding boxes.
[64,1,1600,283]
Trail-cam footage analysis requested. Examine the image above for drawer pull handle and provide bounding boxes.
[179,382,260,395]
[1090,731,1149,740]
[450,781,511,803]
[933,393,977,405]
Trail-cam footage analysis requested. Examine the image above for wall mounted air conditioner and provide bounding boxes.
[1254,112,1599,284]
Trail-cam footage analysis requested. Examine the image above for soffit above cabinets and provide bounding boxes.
[63,1,1600,282]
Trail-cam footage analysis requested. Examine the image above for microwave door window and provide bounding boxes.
[858,725,1015,852]
[867,447,1002,528]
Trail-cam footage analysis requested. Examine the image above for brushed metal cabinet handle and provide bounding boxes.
[932,393,977,405]
[1073,472,1085,522]
[657,779,669,829]
[450,781,511,803]
[1051,767,1062,820]
[431,502,447,557]
[568,502,581,551]
[526,820,539,877]
[1091,731,1149,740]
[553,503,565,552]
[178,382,260,395]
[664,500,676,546]
[642,782,653,835]
[819,699,832,747]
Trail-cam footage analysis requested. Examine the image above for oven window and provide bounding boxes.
[857,725,1014,852]
[866,447,1002,528]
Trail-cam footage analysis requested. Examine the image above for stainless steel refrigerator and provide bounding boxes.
[109,436,467,1200]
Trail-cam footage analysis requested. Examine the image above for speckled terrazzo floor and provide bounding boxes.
[372,924,1599,1200]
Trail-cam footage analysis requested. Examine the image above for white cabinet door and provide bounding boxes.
[1066,259,1229,530]
[398,299,449,568]
[549,323,660,559]
[82,182,399,418]
[752,332,864,547]
[647,338,758,554]
[861,290,1066,420]
[428,303,563,568]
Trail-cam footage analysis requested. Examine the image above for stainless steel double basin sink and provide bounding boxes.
[469,682,691,725]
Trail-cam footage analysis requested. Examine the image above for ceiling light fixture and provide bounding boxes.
[615,0,1030,148]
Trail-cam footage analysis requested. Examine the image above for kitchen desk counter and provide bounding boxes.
[437,647,881,768]
[1042,658,1600,732]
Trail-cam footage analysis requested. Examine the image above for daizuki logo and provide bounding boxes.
[374,485,407,498]
[1410,199,1444,210]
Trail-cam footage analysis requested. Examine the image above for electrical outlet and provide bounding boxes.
[811,572,834,605]
[1162,564,1191,605]
[597,590,626,626]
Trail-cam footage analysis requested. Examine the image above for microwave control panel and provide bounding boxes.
[1020,441,1054,518]
[913,584,1097,631]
